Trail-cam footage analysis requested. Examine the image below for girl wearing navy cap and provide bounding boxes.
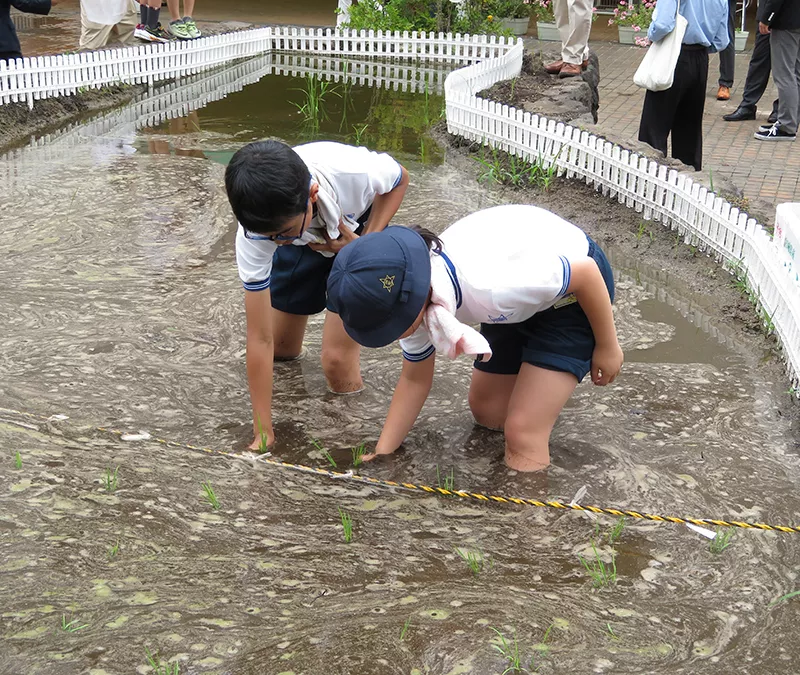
[327,204,623,472]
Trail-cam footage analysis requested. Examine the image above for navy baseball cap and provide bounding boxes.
[327,226,431,348]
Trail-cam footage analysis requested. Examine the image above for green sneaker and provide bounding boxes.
[168,19,192,39]
[183,16,201,39]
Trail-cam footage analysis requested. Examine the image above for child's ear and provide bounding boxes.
[309,182,320,203]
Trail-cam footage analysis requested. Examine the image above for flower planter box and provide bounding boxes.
[498,16,530,36]
[536,21,560,42]
[735,31,749,52]
[618,25,637,44]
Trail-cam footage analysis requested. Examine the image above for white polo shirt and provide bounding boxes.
[235,142,403,292]
[400,204,590,361]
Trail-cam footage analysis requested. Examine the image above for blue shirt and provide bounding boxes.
[647,0,729,53]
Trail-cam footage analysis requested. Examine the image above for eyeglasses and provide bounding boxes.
[266,204,309,242]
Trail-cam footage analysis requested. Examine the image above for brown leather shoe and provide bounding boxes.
[717,85,731,101]
[559,62,582,78]
[544,59,564,74]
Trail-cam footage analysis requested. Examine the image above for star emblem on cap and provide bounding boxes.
[379,274,396,292]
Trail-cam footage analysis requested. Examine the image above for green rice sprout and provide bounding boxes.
[455,547,489,577]
[608,517,626,545]
[769,589,800,606]
[312,438,337,468]
[490,627,523,674]
[256,415,269,454]
[400,616,412,641]
[108,539,120,559]
[578,542,617,588]
[605,622,619,640]
[351,443,367,467]
[61,614,88,633]
[709,527,734,554]
[338,507,353,543]
[104,466,119,493]
[14,451,22,469]
[145,648,180,675]
[436,465,455,492]
[352,123,368,145]
[200,481,220,510]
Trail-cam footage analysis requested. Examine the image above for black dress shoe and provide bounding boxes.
[723,106,756,122]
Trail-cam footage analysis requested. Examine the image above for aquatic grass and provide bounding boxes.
[709,527,734,554]
[400,616,412,641]
[312,438,337,468]
[291,74,339,135]
[351,443,367,467]
[490,627,523,674]
[338,507,353,543]
[474,146,563,191]
[61,614,88,633]
[769,589,800,606]
[608,517,627,545]
[103,466,119,493]
[145,648,180,675]
[578,542,617,588]
[14,451,21,469]
[455,547,490,577]
[200,481,220,510]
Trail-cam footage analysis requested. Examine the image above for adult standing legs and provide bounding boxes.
[672,48,709,170]
[756,28,800,140]
[545,0,591,77]
[717,0,736,99]
[724,28,780,121]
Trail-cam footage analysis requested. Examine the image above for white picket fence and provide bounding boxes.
[0,27,512,109]
[444,39,800,386]
[2,25,798,384]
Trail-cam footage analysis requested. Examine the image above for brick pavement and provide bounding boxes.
[526,36,797,212]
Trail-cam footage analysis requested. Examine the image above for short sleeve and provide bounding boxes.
[360,149,403,195]
[235,225,277,291]
[399,325,435,362]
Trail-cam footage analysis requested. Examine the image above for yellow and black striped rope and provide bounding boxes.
[3,406,800,534]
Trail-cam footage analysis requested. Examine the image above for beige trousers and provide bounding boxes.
[553,0,592,65]
[80,0,138,50]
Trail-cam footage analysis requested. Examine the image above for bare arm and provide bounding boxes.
[372,354,435,455]
[362,165,409,235]
[244,288,275,449]
[566,257,623,385]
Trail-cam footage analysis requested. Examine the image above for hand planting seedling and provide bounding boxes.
[351,443,367,467]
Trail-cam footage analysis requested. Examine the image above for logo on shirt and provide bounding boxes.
[487,313,509,323]
[379,275,396,292]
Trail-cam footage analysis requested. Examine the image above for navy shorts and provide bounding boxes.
[270,207,371,315]
[474,237,615,382]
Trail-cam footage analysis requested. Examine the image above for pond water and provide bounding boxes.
[1,55,799,675]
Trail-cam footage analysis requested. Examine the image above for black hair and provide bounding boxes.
[224,140,311,234]
[410,225,443,253]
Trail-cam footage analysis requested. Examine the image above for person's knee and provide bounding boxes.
[321,345,359,380]
[503,411,547,450]
[468,389,505,431]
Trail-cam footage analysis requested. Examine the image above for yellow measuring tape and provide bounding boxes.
[3,407,799,534]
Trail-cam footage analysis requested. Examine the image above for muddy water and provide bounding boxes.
[2,61,800,675]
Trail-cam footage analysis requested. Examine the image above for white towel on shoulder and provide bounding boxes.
[297,166,359,257]
[424,254,492,361]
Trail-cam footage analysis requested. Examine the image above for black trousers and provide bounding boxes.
[718,0,736,86]
[0,50,22,61]
[638,45,709,172]
[740,28,780,115]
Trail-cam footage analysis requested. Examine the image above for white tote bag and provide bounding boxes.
[633,0,689,92]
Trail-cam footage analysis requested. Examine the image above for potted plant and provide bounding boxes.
[607,0,656,46]
[735,28,749,52]
[529,0,559,41]
[486,0,532,36]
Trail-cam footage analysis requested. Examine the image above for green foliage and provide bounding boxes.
[455,547,490,576]
[14,451,21,469]
[200,480,220,510]
[61,615,88,633]
[578,542,617,588]
[345,0,510,36]
[709,527,734,554]
[104,466,119,493]
[339,507,354,542]
[145,648,180,675]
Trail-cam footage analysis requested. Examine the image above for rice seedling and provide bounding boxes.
[104,466,119,493]
[475,147,505,185]
[529,622,555,672]
[490,627,523,674]
[578,542,617,588]
[256,416,270,454]
[769,589,800,606]
[291,74,338,134]
[351,443,367,467]
[338,507,353,542]
[709,527,734,554]
[145,648,180,675]
[14,451,21,469]
[604,622,619,640]
[312,438,337,468]
[61,614,88,633]
[200,480,220,510]
[108,538,120,559]
[455,547,489,577]
[400,616,412,641]
[436,465,455,492]
[608,517,626,545]
[352,123,369,145]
